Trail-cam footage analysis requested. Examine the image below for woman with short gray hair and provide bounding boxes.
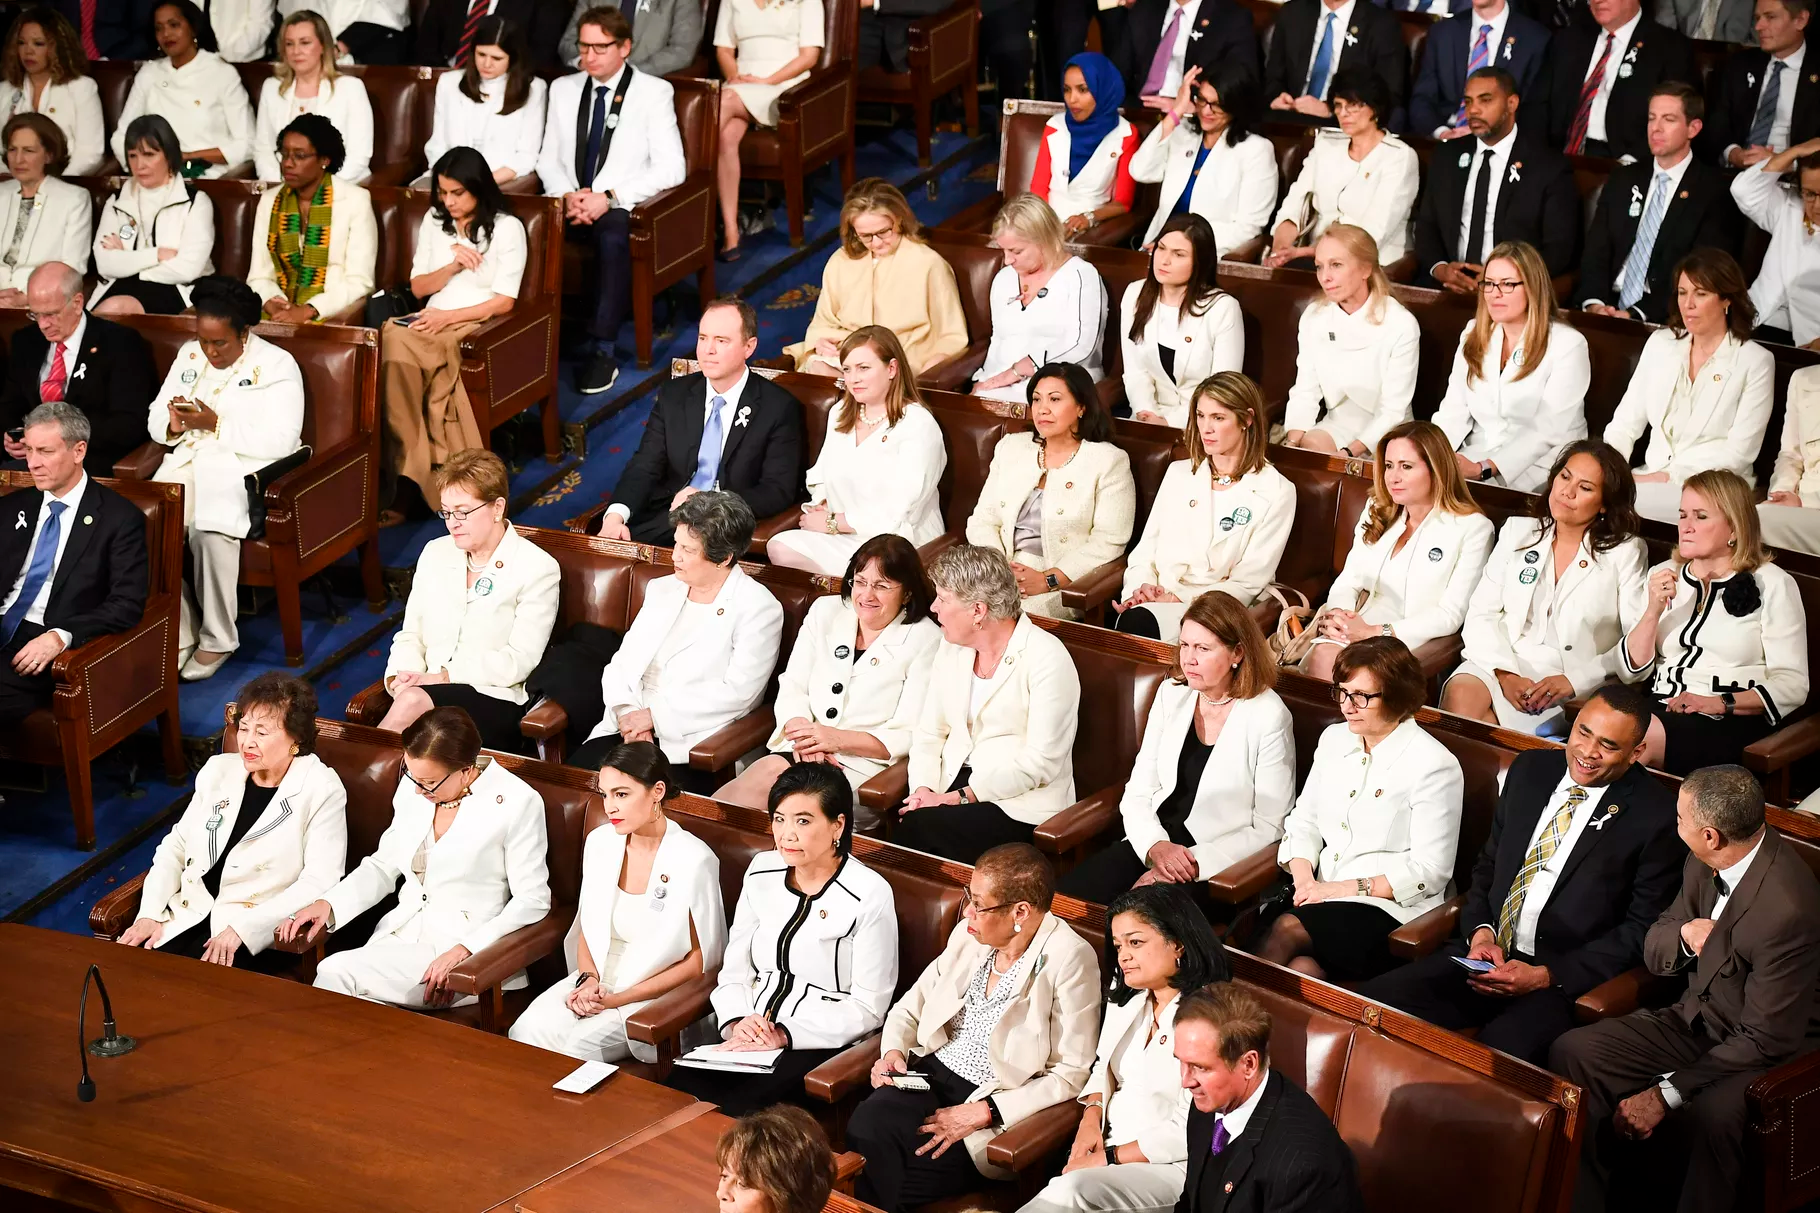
[895,545,1083,863]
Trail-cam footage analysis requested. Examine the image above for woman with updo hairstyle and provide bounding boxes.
[245,112,379,326]
[148,275,306,682]
[0,6,105,175]
[119,673,346,972]
[0,111,91,305]
[253,9,375,183]
[715,1105,836,1213]
[511,741,727,1064]
[288,706,553,1010]
[110,1,253,178]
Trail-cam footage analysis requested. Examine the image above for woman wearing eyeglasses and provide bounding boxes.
[376,448,560,752]
[284,706,552,1009]
[1130,61,1276,257]
[1432,240,1590,494]
[1260,636,1463,983]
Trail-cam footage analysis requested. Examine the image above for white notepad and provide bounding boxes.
[672,1045,784,1074]
[552,1060,618,1093]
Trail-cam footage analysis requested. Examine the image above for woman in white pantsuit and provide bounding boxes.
[1130,62,1277,254]
[286,706,551,1009]
[1762,365,1820,556]
[1119,214,1243,429]
[511,742,726,1064]
[0,114,91,302]
[1265,74,1418,268]
[767,327,947,575]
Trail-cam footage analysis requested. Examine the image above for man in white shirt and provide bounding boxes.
[1731,132,1820,346]
[1709,0,1818,168]
[1263,0,1406,122]
[1544,0,1696,160]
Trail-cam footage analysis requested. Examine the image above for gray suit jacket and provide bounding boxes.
[1660,0,1757,46]
[561,0,704,78]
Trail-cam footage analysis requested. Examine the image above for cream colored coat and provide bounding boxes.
[1273,128,1421,263]
[243,177,379,322]
[0,77,106,175]
[1122,460,1296,608]
[1602,329,1776,485]
[1323,506,1495,651]
[882,914,1102,1178]
[0,177,93,290]
[785,238,970,373]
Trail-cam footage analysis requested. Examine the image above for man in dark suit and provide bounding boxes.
[1407,0,1551,137]
[1551,766,1820,1213]
[1042,1,1133,101]
[857,0,954,74]
[599,297,805,545]
[419,0,569,72]
[1703,0,1820,168]
[0,402,148,726]
[1414,67,1581,290]
[1122,0,1261,107]
[1360,687,1684,1066]
[0,263,156,480]
[1173,983,1363,1213]
[1542,0,1696,160]
[1579,83,1741,322]
[1264,0,1407,124]
[45,0,158,59]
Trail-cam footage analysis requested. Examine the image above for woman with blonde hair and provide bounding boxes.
[972,194,1109,403]
[1432,240,1590,493]
[1282,223,1420,457]
[0,6,103,175]
[767,325,947,575]
[253,10,375,183]
[1624,468,1809,774]
[1116,372,1295,643]
[785,178,969,376]
[1303,420,1493,681]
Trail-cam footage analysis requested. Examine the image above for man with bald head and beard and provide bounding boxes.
[0,261,157,477]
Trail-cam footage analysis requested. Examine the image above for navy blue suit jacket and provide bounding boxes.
[1407,8,1552,134]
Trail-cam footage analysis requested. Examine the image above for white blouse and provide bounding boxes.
[424,71,549,183]
[1129,120,1278,252]
[975,257,1109,401]
[1273,129,1421,264]
[1432,320,1590,493]
[111,51,256,178]
[1118,281,1244,428]
[1602,329,1776,486]
[411,210,527,309]
[804,403,947,547]
[0,76,106,175]
[1282,294,1421,451]
[1084,992,1192,1167]
[254,74,376,182]
[1734,158,1820,346]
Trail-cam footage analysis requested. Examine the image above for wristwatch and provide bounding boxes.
[1045,572,1059,591]
[824,512,840,535]
[1356,877,1370,896]
[1721,691,1736,716]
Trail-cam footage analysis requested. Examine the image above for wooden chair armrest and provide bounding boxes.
[89,873,147,939]
[1032,784,1124,856]
[689,708,776,772]
[499,172,543,195]
[1573,966,1683,1023]
[50,593,179,682]
[916,531,963,563]
[1076,212,1145,248]
[984,1100,1084,1171]
[364,163,415,189]
[1219,235,1268,264]
[857,758,910,817]
[1385,895,1463,960]
[1744,714,1820,774]
[321,301,364,325]
[1204,842,1281,904]
[445,915,567,1001]
[566,502,611,535]
[624,969,719,1047]
[270,921,328,955]
[344,679,392,725]
[749,508,803,554]
[918,342,989,393]
[775,64,856,163]
[519,697,570,742]
[803,1034,883,1103]
[111,442,167,480]
[1747,1047,1820,1121]
[1058,561,1126,615]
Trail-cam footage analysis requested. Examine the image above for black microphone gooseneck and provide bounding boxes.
[77,962,137,1103]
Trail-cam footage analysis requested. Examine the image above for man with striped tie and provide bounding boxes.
[1263,0,1407,123]
[1704,0,1820,169]
[1406,0,1551,139]
[1542,0,1694,160]
[419,0,568,73]
[1359,684,1683,1066]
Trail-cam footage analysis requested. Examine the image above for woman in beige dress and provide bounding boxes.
[715,0,824,260]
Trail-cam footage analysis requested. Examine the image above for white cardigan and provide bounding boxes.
[1602,329,1776,485]
[591,566,785,760]
[253,74,376,182]
[243,176,379,321]
[1323,507,1495,651]
[92,178,216,305]
[0,77,106,175]
[1123,460,1297,607]
[1433,320,1590,493]
[425,70,548,183]
[1272,128,1420,264]
[1083,991,1192,1168]
[976,258,1109,396]
[1278,717,1465,924]
[1119,684,1296,877]
[1281,294,1421,449]
[0,177,92,291]
[908,614,1081,825]
[1130,120,1278,252]
[137,752,348,956]
[767,597,943,787]
[111,51,255,177]
[1118,281,1245,428]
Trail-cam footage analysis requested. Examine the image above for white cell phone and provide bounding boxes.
[1451,956,1496,973]
[889,1072,931,1091]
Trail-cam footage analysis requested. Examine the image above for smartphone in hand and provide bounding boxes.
[1451,956,1496,974]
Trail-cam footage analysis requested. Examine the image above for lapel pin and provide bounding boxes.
[13,511,24,529]
[83,515,91,525]
[1680,190,1688,199]
[1811,73,1818,83]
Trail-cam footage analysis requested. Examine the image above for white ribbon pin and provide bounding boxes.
[734,406,752,428]
[71,363,86,381]
[1502,38,1514,60]
[1344,27,1358,46]
[13,510,25,530]
[1507,163,1521,184]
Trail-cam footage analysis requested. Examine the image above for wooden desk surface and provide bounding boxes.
[0,925,700,1213]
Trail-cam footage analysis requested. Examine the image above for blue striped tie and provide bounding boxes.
[1,500,64,645]
[1618,171,1670,312]
[1450,25,1493,129]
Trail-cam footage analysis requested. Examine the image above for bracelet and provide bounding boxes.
[1356,877,1370,897]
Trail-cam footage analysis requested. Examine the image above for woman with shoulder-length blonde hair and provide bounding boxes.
[1282,223,1421,458]
[1433,239,1590,494]
[767,325,948,575]
[0,6,104,175]
[1302,420,1493,681]
[973,194,1109,402]
[785,178,969,377]
[253,10,374,182]
[1117,372,1295,643]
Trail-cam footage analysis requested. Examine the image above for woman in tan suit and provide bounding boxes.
[849,844,1101,1213]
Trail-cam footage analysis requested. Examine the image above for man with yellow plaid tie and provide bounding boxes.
[1360,684,1683,1065]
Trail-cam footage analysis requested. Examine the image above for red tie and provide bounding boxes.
[454,0,490,66]
[79,0,101,61]
[41,342,66,402]
[1567,33,1614,156]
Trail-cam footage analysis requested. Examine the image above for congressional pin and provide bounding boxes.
[180,368,199,385]
[193,97,200,105]
[1458,151,1470,168]
[653,886,667,899]
[1220,517,1235,531]
[83,515,91,525]
[1713,373,1721,381]
[1065,481,1074,489]
[1520,567,1539,584]
[661,873,669,882]
[497,795,504,804]
[1036,287,1049,299]
[870,656,879,665]
[834,644,851,659]
[1225,1183,1235,1194]
[1428,546,1444,561]
[1524,549,1540,564]
[1579,559,1588,568]
[1680,191,1689,199]
[1811,74,1818,83]
[474,576,494,595]
[495,560,504,568]
[1188,499,1197,508]
[1232,506,1252,525]
[820,909,827,918]
[717,607,725,615]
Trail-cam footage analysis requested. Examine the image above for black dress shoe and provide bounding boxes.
[715,245,744,264]
[577,353,621,395]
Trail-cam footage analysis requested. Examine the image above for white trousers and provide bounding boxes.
[313,936,478,1008]
[179,528,242,654]
[1759,501,1820,559]
[508,972,636,1062]
[1016,1161,1186,1213]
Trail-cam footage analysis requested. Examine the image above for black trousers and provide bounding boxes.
[893,800,1034,864]
[662,1044,840,1117]
[1357,942,1578,1066]
[567,210,632,348]
[1114,606,1163,639]
[979,0,1037,104]
[1056,838,1147,905]
[337,20,408,64]
[159,918,299,975]
[627,505,678,546]
[0,619,57,726]
[422,683,529,754]
[848,1055,987,1213]
[525,622,624,752]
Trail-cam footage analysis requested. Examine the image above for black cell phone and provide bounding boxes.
[6,427,21,442]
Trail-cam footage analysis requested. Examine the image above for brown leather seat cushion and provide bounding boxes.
[1247,986,1355,1118]
[1060,634,1168,794]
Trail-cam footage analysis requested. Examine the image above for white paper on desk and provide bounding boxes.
[672,1045,783,1073]
[553,1060,618,1092]
[1097,0,1123,8]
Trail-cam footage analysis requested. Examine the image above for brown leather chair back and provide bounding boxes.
[1427,730,1517,890]
[930,235,1004,350]
[1082,247,1152,383]
[92,61,138,143]
[993,101,1057,199]
[1055,629,1170,794]
[1274,457,1345,607]
[819,0,860,70]
[1216,269,1327,414]
[517,530,640,633]
[1331,472,1375,577]
[342,65,437,182]
[301,729,407,871]
[673,75,721,189]
[195,179,268,281]
[366,186,561,301]
[507,758,595,916]
[1247,985,1357,1118]
[923,398,1012,533]
[1111,423,1182,541]
[236,62,275,129]
[1397,12,1434,76]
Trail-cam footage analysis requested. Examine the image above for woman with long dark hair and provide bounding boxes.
[110,1,253,178]
[1120,213,1242,429]
[0,6,104,175]
[1130,61,1276,255]
[424,14,547,185]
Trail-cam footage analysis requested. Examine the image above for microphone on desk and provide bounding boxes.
[77,963,137,1103]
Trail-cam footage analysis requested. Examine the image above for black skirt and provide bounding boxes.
[1288,900,1403,982]
[98,276,187,315]
[423,682,529,753]
[1647,694,1776,776]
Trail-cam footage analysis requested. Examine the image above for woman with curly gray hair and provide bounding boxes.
[894,545,1083,863]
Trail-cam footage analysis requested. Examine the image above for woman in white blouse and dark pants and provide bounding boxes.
[111,7,254,178]
[422,15,548,186]
[1130,61,1277,256]
[1265,72,1419,269]
[1119,214,1244,428]
[253,12,375,182]
[0,9,106,175]
[972,195,1109,403]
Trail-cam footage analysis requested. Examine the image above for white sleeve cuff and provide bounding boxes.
[52,628,71,648]
[1657,1076,1683,1109]
[607,503,632,521]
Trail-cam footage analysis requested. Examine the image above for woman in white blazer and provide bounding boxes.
[1131,62,1277,254]
[973,195,1110,402]
[852,846,1100,1212]
[254,12,375,182]
[668,763,900,1114]
[92,115,216,315]
[1445,441,1652,734]
[718,535,942,829]
[1120,214,1244,429]
[1761,364,1820,556]
[1602,252,1776,524]
[287,706,552,1009]
[379,450,561,750]
[0,9,105,175]
[1282,224,1421,457]
[1303,421,1494,682]
[767,327,947,575]
[1434,241,1590,495]
[1265,75,1419,268]
[0,114,91,302]
[119,675,347,970]
[244,117,378,325]
[1018,885,1228,1213]
[148,279,304,680]
[1031,52,1140,239]
[511,742,727,1064]
[896,545,1082,864]
[111,8,254,179]
[968,362,1136,621]
[1264,637,1464,983]
[1059,591,1296,907]
[1118,372,1295,643]
[572,490,784,773]
[422,15,547,186]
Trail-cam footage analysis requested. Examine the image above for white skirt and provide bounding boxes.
[1759,500,1820,558]
[1301,400,1377,450]
[1442,660,1564,736]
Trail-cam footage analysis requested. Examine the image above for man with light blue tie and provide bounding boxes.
[0,402,147,729]
[1265,0,1407,124]
[1407,0,1551,138]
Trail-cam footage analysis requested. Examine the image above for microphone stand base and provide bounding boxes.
[88,1034,138,1058]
